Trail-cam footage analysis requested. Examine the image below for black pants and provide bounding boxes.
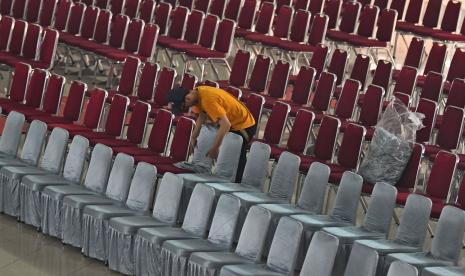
[231,124,257,183]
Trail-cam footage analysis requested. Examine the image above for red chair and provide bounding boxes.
[431,14,465,42]
[216,49,251,89]
[209,0,227,18]
[0,63,31,104]
[129,62,159,107]
[370,59,392,94]
[0,0,13,15]
[98,18,146,59]
[323,0,342,29]
[67,9,111,53]
[28,80,86,124]
[334,54,369,98]
[92,101,150,148]
[48,88,107,132]
[436,78,465,127]
[184,18,236,81]
[252,101,290,146]
[236,54,271,99]
[150,67,176,112]
[245,93,264,135]
[236,1,274,39]
[386,66,417,106]
[326,123,366,183]
[395,0,422,32]
[110,0,124,15]
[409,0,461,37]
[180,73,198,91]
[234,0,259,38]
[416,42,448,86]
[396,0,439,34]
[156,6,190,48]
[113,108,173,156]
[153,3,172,35]
[0,16,14,52]
[108,56,141,101]
[298,115,340,173]
[224,0,242,20]
[352,84,384,140]
[442,47,465,93]
[389,0,406,22]
[332,79,361,123]
[91,14,129,53]
[430,174,465,218]
[424,106,464,158]
[61,2,85,38]
[25,0,42,22]
[302,71,336,117]
[194,0,211,13]
[261,60,291,108]
[134,116,195,175]
[326,1,362,41]
[415,98,438,144]
[52,0,72,32]
[397,151,458,208]
[2,20,27,57]
[281,66,316,116]
[123,0,139,18]
[418,71,443,104]
[326,48,348,86]
[19,74,65,120]
[392,37,424,80]
[2,68,48,114]
[138,0,155,23]
[268,109,314,160]
[20,23,43,59]
[11,0,26,18]
[60,5,99,46]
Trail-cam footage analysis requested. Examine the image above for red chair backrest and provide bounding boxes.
[169,116,194,161]
[24,69,48,108]
[9,63,31,103]
[356,4,379,38]
[420,71,443,103]
[62,80,86,121]
[237,0,258,30]
[127,101,150,144]
[136,62,159,101]
[291,66,315,105]
[371,59,392,92]
[335,79,360,119]
[266,59,290,99]
[154,2,172,35]
[337,123,365,169]
[337,1,361,33]
[262,101,290,145]
[83,88,107,129]
[42,74,65,114]
[313,115,340,160]
[153,67,176,106]
[287,109,314,153]
[22,23,42,59]
[311,71,336,112]
[415,98,437,144]
[167,6,189,39]
[147,108,173,153]
[0,16,14,52]
[104,94,129,137]
[247,54,271,92]
[436,106,464,151]
[425,151,458,200]
[359,84,384,127]
[350,54,370,88]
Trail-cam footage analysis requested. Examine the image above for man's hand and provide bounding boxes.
[206,146,220,160]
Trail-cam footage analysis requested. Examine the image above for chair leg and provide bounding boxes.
[392,208,400,226]
[360,196,368,213]
[427,223,434,238]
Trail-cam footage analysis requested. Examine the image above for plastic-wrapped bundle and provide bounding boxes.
[359,99,424,185]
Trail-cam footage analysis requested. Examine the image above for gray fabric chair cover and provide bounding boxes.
[385,206,465,274]
[40,144,113,238]
[290,171,363,269]
[423,266,465,276]
[219,217,303,276]
[232,151,300,239]
[0,120,47,212]
[177,133,243,222]
[176,125,217,173]
[186,206,272,276]
[19,135,89,228]
[205,142,271,199]
[107,178,213,275]
[1,127,68,217]
[81,162,157,261]
[344,242,379,276]
[0,111,25,157]
[352,194,432,276]
[300,231,340,276]
[387,261,418,276]
[61,153,135,247]
[323,182,397,276]
[159,194,241,276]
[259,162,330,255]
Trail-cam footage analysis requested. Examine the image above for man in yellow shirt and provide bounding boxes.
[168,86,257,182]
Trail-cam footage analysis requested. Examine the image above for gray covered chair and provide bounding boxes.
[290,171,363,268]
[423,266,465,276]
[205,142,271,197]
[61,153,135,247]
[186,206,272,276]
[176,133,243,221]
[322,182,397,276]
[219,217,303,276]
[0,111,25,157]
[107,181,215,275]
[385,206,465,275]
[387,261,418,276]
[81,162,157,261]
[1,126,68,217]
[343,242,379,276]
[0,120,47,212]
[258,162,330,254]
[41,143,113,238]
[159,194,241,276]
[231,151,300,237]
[300,231,340,276]
[348,194,432,276]
[19,135,89,228]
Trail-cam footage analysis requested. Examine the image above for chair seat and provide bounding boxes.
[178,173,230,190]
[220,264,285,276]
[386,252,454,270]
[166,41,202,52]
[185,48,227,58]
[232,192,288,205]
[244,33,268,43]
[258,203,313,216]
[347,36,387,47]
[235,28,253,37]
[260,36,284,47]
[157,36,182,47]
[355,239,421,255]
[83,204,140,219]
[63,194,115,209]
[47,123,93,133]
[0,157,30,167]
[26,115,73,124]
[432,31,465,42]
[2,166,51,179]
[163,239,228,257]
[137,227,200,244]
[43,185,98,201]
[22,174,75,191]
[323,226,386,244]
[188,251,252,270]
[290,214,352,231]
[407,25,436,37]
[109,215,170,234]
[72,131,116,141]
[396,21,418,32]
[90,138,137,148]
[205,182,259,194]
[423,266,465,276]
[327,30,354,42]
[277,41,317,52]
[112,146,161,156]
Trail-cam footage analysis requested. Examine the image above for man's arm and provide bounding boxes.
[190,112,207,154]
[207,115,231,160]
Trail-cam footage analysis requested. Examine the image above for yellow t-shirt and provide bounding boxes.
[195,86,255,131]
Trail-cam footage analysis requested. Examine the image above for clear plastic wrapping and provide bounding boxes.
[359,99,424,185]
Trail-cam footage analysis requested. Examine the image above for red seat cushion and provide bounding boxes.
[244,33,268,43]
[185,48,227,58]
[396,21,418,32]
[260,36,284,47]
[432,31,465,42]
[407,25,435,37]
[165,42,203,52]
[112,146,162,156]
[47,123,93,133]
[90,138,137,148]
[277,41,317,52]
[327,30,354,42]
[157,36,182,47]
[347,36,387,47]
[235,28,253,37]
